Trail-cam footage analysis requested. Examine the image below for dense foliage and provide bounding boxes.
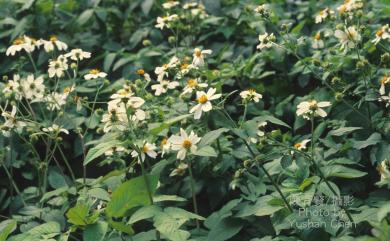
[0,0,390,240]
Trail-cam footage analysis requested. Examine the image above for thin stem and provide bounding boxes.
[139,159,161,241]
[57,145,76,182]
[187,159,200,229]
[240,103,248,127]
[242,140,293,212]
[1,164,27,207]
[310,116,354,223]
[27,52,38,73]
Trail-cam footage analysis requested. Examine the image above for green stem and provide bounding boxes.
[27,52,38,73]
[187,159,200,229]
[310,116,354,223]
[139,159,161,241]
[57,145,76,182]
[1,164,27,207]
[242,140,293,213]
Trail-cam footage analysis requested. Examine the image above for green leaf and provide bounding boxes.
[106,175,159,218]
[129,205,161,224]
[352,133,382,149]
[207,218,243,241]
[194,146,217,157]
[199,128,229,147]
[291,20,306,34]
[253,115,291,129]
[108,220,134,234]
[0,219,17,241]
[103,53,116,72]
[322,165,367,179]
[77,9,94,26]
[66,203,97,226]
[83,222,108,241]
[329,127,362,136]
[149,114,192,135]
[378,203,390,221]
[84,140,122,166]
[141,0,154,15]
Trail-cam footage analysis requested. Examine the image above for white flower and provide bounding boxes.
[181,78,208,95]
[257,121,267,137]
[1,106,26,134]
[176,63,194,79]
[45,86,74,111]
[41,36,68,52]
[42,124,69,135]
[256,32,275,50]
[162,1,179,9]
[254,4,270,17]
[380,76,390,95]
[240,89,262,102]
[378,160,390,181]
[337,0,363,13]
[151,79,179,96]
[155,14,179,30]
[110,85,134,101]
[6,36,40,56]
[315,8,333,24]
[379,91,390,108]
[296,100,331,119]
[136,69,151,81]
[312,32,324,49]
[334,26,361,51]
[105,146,126,156]
[65,48,91,61]
[169,163,188,177]
[101,101,128,133]
[372,24,390,45]
[190,88,222,119]
[154,56,179,82]
[48,55,68,78]
[192,48,212,67]
[168,128,201,160]
[84,69,107,80]
[183,2,198,9]
[3,75,22,100]
[160,138,171,157]
[294,139,311,151]
[131,142,157,163]
[20,75,45,101]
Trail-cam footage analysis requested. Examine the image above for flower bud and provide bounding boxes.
[103,79,110,86]
[336,24,344,30]
[2,76,8,81]
[96,128,104,134]
[381,53,390,64]
[335,92,344,102]
[243,160,252,168]
[142,39,152,46]
[168,36,176,44]
[71,63,77,69]
[331,76,342,85]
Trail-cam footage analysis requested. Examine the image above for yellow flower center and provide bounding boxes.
[142,145,149,153]
[137,69,145,75]
[89,69,100,75]
[381,76,390,85]
[195,49,202,57]
[182,139,192,149]
[161,138,167,147]
[63,86,72,94]
[187,79,197,88]
[376,29,384,37]
[198,94,208,104]
[314,32,321,41]
[309,100,318,110]
[50,35,58,42]
[294,143,301,149]
[181,63,189,70]
[338,4,347,13]
[13,37,25,45]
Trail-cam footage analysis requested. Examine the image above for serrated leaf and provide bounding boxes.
[194,146,217,157]
[84,140,122,166]
[106,175,158,218]
[199,128,229,147]
[83,222,108,241]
